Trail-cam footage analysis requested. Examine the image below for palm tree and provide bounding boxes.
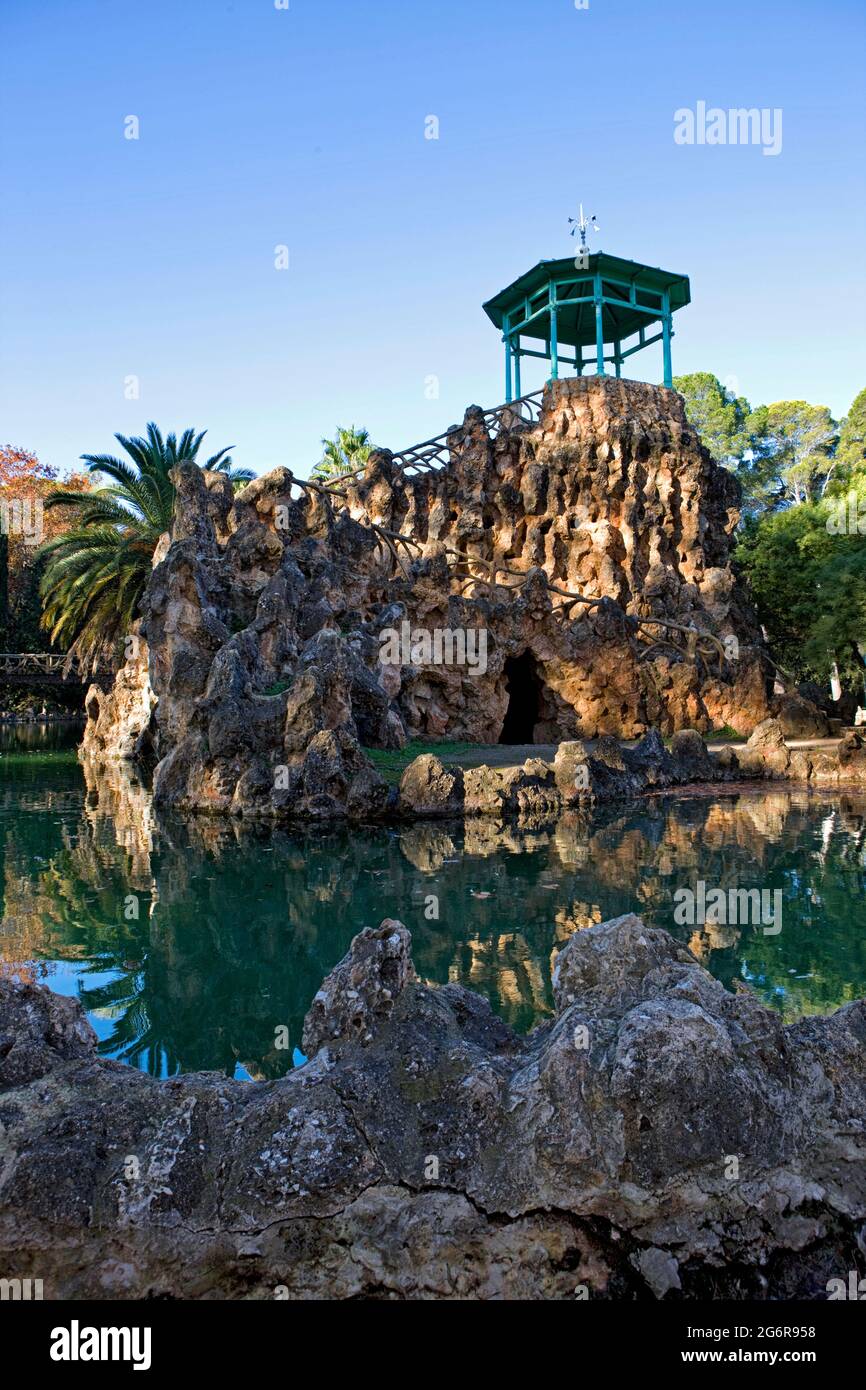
[312,425,373,482]
[39,424,252,671]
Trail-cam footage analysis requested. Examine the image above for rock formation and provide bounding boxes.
[342,378,772,742]
[395,723,866,820]
[1,914,863,1299]
[81,377,816,820]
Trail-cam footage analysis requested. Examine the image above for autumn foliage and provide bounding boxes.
[0,445,91,651]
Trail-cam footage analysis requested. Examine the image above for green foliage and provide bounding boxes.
[674,374,842,513]
[365,740,478,785]
[673,372,767,473]
[39,424,250,670]
[0,554,47,652]
[835,387,866,477]
[758,400,839,507]
[311,425,372,482]
[736,502,866,687]
[674,376,865,694]
[737,505,827,675]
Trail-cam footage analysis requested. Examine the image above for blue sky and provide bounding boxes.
[1,0,864,480]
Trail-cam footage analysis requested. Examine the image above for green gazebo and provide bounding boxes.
[482,252,690,401]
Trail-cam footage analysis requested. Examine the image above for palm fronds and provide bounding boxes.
[39,423,249,670]
[312,425,372,482]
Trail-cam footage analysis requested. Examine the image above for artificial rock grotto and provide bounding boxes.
[81,375,829,821]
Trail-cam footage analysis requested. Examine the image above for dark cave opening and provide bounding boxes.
[499,651,544,744]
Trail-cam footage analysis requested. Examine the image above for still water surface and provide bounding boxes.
[2,724,865,1079]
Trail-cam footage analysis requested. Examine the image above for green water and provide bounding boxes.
[2,725,865,1080]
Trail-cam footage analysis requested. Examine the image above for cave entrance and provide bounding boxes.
[499,651,544,744]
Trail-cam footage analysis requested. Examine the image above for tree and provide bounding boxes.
[756,400,839,507]
[39,425,249,670]
[736,500,866,692]
[673,372,767,469]
[312,425,372,482]
[736,505,827,677]
[801,543,866,692]
[835,386,866,479]
[673,372,770,513]
[0,446,91,651]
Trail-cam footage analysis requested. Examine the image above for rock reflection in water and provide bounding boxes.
[1,742,865,1079]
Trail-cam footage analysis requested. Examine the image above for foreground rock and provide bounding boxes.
[1,916,863,1299]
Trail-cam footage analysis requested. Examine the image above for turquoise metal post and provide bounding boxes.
[513,342,521,398]
[594,272,605,375]
[614,340,622,378]
[661,290,673,388]
[548,284,559,381]
[503,314,513,403]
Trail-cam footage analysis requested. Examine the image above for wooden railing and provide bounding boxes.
[0,653,81,681]
[329,389,546,485]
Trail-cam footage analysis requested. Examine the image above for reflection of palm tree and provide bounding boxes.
[82,977,175,1076]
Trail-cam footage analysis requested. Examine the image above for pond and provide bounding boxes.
[2,725,865,1080]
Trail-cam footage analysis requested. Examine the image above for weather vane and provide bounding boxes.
[568,203,600,251]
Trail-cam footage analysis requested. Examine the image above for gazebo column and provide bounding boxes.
[614,339,622,378]
[548,284,559,381]
[661,290,673,388]
[513,342,521,398]
[503,315,513,403]
[594,272,605,375]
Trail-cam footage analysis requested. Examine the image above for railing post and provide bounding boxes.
[661,290,673,388]
[594,271,605,375]
[548,284,559,381]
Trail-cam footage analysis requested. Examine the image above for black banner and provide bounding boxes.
[5,1297,862,1375]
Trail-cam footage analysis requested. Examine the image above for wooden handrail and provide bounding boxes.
[324,390,546,487]
[0,653,81,679]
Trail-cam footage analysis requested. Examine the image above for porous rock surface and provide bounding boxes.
[396,723,866,820]
[81,379,788,820]
[342,377,773,743]
[1,916,863,1299]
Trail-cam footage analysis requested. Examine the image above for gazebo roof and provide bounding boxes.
[482,252,690,348]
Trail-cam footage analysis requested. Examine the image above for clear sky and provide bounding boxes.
[1,0,864,480]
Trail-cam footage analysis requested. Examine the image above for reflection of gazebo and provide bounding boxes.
[483,252,690,400]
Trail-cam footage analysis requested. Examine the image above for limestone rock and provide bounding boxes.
[772,692,830,739]
[83,380,793,819]
[399,754,464,817]
[2,914,864,1299]
[669,727,716,781]
[739,718,792,778]
[81,624,155,762]
[302,921,417,1060]
[0,979,97,1088]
